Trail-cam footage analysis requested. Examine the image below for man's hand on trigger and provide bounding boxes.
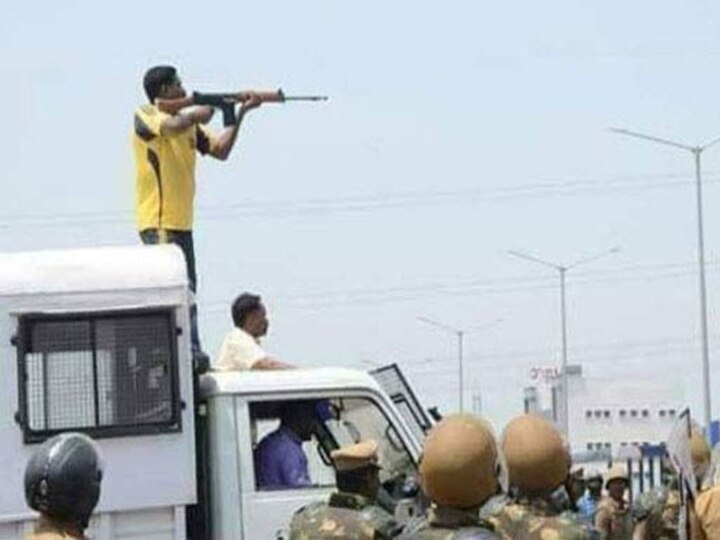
[240,92,262,114]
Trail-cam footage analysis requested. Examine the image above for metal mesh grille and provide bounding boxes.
[20,311,178,439]
[370,364,431,441]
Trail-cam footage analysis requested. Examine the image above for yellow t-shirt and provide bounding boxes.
[132,104,216,231]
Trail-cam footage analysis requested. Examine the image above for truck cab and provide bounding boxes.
[200,368,422,539]
[0,245,427,539]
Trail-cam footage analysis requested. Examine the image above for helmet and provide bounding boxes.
[501,414,568,496]
[24,433,103,528]
[604,464,629,488]
[584,467,603,483]
[691,430,711,467]
[331,439,380,472]
[419,414,499,509]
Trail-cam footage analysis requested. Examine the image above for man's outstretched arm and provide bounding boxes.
[252,357,293,370]
[208,94,262,161]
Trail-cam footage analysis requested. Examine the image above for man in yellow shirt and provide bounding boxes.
[132,65,261,361]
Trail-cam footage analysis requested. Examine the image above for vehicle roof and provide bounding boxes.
[200,367,383,398]
[0,245,188,297]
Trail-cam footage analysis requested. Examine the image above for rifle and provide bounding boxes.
[155,88,328,125]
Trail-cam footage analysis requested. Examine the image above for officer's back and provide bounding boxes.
[397,413,501,539]
[489,414,599,539]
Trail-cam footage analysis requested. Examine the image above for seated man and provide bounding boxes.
[214,292,291,371]
[254,401,320,489]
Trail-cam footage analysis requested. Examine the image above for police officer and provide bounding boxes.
[631,485,679,540]
[24,433,103,540]
[489,414,599,540]
[595,465,633,540]
[577,469,603,524]
[689,431,719,540]
[398,413,501,539]
[289,439,400,539]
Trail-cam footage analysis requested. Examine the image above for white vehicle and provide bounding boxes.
[0,245,431,540]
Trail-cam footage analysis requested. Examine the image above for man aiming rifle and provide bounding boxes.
[131,65,325,365]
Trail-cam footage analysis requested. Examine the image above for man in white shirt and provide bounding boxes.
[214,292,291,371]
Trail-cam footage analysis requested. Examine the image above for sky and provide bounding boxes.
[3,1,720,436]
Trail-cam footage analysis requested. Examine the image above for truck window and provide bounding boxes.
[249,397,416,497]
[370,364,432,442]
[324,397,416,488]
[16,309,181,443]
[250,401,336,491]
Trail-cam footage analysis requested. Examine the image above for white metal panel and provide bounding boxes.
[0,245,188,298]
[200,368,385,399]
[107,506,180,540]
[208,396,243,540]
[0,307,197,519]
[0,245,197,522]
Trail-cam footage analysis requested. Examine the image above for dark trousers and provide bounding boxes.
[140,228,202,355]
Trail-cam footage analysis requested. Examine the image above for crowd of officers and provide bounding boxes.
[286,413,720,540]
[19,413,720,539]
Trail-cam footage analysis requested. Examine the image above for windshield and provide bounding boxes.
[323,397,416,484]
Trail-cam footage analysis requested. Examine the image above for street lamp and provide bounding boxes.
[416,316,503,412]
[610,127,720,431]
[507,247,619,438]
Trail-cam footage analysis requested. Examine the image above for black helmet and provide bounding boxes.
[24,433,103,528]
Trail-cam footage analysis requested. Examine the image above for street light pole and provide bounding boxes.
[559,267,568,431]
[507,247,619,439]
[694,149,713,431]
[416,316,502,413]
[457,330,464,412]
[610,127,720,430]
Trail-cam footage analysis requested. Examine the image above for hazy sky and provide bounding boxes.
[3,1,720,433]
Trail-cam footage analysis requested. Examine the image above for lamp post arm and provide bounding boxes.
[609,128,694,152]
[507,250,562,271]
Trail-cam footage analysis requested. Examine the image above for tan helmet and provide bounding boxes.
[501,414,568,495]
[690,430,711,468]
[604,464,629,488]
[419,413,499,509]
[690,430,711,480]
[331,440,380,472]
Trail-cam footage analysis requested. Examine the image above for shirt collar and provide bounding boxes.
[236,326,262,344]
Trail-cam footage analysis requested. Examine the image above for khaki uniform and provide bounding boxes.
[594,496,633,540]
[692,485,720,540]
[289,492,399,539]
[25,518,85,539]
[397,504,499,539]
[489,496,600,540]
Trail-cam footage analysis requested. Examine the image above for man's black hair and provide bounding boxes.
[231,292,263,328]
[143,65,177,102]
[280,401,316,424]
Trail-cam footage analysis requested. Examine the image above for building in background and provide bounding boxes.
[525,364,685,454]
[524,364,686,495]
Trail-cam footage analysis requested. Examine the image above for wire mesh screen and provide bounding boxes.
[20,310,179,440]
[370,364,432,441]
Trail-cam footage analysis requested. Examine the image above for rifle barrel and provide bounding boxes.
[283,95,329,101]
